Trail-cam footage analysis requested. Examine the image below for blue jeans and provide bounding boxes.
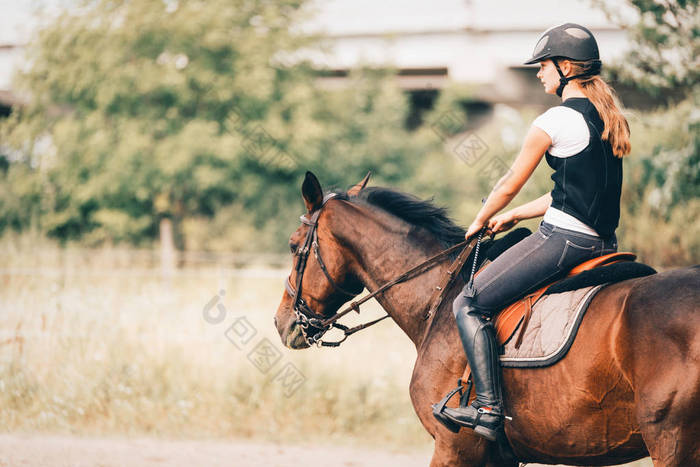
[457,221,618,316]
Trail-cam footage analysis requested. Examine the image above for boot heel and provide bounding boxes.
[473,424,498,442]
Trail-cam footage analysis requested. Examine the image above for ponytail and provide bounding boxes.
[568,60,631,158]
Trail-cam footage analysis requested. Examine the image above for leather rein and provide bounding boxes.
[285,192,478,348]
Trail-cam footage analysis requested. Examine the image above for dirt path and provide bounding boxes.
[0,434,654,467]
[0,434,432,467]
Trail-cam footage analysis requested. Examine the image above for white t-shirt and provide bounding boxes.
[532,105,600,237]
[533,106,590,158]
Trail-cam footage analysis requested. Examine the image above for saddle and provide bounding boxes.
[492,252,637,347]
[432,228,655,380]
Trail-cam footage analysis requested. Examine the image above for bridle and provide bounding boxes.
[284,193,365,347]
[284,192,478,348]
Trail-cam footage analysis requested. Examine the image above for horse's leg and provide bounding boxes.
[429,436,469,467]
[615,269,700,466]
[430,434,517,467]
[410,351,513,467]
[410,368,486,466]
[631,349,700,466]
[413,372,517,467]
[634,378,700,466]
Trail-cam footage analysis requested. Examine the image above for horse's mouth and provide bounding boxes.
[285,323,311,349]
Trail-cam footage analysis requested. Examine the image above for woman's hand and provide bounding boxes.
[487,211,519,234]
[465,219,488,240]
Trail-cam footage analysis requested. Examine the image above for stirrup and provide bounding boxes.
[431,378,472,433]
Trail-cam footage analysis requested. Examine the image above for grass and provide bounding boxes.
[0,238,657,465]
[0,237,430,451]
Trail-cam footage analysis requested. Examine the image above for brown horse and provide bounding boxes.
[274,172,700,467]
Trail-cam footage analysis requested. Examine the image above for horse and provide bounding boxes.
[273,171,700,467]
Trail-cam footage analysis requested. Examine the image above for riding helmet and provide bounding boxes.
[524,23,600,65]
[525,23,602,96]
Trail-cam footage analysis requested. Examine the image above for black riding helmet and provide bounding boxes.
[524,23,602,97]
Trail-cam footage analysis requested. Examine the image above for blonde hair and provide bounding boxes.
[567,60,631,158]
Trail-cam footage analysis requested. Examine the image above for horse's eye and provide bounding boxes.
[289,243,298,254]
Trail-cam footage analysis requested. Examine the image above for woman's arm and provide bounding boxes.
[487,192,552,234]
[465,125,552,238]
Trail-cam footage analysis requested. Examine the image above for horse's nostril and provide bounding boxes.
[273,316,278,327]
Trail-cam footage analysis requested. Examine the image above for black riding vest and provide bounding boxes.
[545,98,622,238]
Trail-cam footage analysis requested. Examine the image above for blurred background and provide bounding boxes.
[0,0,697,465]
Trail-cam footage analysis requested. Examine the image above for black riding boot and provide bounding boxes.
[435,296,505,441]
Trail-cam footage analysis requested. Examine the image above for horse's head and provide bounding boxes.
[274,171,370,349]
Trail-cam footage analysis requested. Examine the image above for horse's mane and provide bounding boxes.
[332,186,467,250]
[328,186,524,280]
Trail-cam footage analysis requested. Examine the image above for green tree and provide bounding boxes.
[593,0,699,97]
[0,0,427,252]
[590,0,700,265]
[592,0,699,214]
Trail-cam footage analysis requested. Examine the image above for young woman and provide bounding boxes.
[433,23,631,441]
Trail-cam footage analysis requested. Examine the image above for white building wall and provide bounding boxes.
[0,46,22,92]
[305,0,634,84]
[0,1,636,101]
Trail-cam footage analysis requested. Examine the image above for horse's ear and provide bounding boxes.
[347,171,371,196]
[301,171,323,212]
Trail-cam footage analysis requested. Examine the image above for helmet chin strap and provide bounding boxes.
[551,58,601,97]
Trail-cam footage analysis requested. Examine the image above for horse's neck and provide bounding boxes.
[337,208,448,348]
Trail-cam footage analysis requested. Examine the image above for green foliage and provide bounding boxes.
[0,0,428,251]
[594,0,699,97]
[590,0,700,265]
[618,96,700,265]
[623,97,699,213]
[0,159,43,233]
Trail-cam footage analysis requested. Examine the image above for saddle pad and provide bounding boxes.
[499,284,605,368]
